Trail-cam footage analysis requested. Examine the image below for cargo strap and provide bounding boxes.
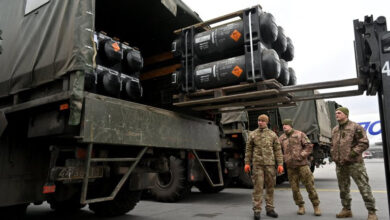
[80,143,148,204]
[192,150,224,187]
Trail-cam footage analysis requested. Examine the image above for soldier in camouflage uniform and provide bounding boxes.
[244,114,284,220]
[278,119,321,216]
[331,107,377,220]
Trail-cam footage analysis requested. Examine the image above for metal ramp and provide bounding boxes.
[80,143,148,204]
[192,150,224,187]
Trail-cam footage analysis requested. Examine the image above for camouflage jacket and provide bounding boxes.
[245,127,283,166]
[331,120,369,165]
[279,129,313,168]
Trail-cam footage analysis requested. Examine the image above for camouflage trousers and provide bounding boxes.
[251,165,276,213]
[336,162,376,211]
[287,165,320,206]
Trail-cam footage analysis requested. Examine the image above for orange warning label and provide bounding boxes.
[230,29,242,42]
[232,66,243,78]
[111,42,120,52]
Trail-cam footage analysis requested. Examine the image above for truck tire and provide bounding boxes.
[0,204,28,220]
[276,173,287,185]
[89,189,141,217]
[195,180,225,193]
[238,168,253,188]
[150,156,191,202]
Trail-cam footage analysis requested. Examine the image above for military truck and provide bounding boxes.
[0,1,301,213]
[220,90,338,186]
[3,1,385,218]
[0,0,224,218]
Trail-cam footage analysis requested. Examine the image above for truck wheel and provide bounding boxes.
[195,180,225,193]
[276,173,287,185]
[238,168,253,188]
[89,189,141,217]
[0,204,28,220]
[150,156,191,202]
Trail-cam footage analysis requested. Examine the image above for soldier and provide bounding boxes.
[331,107,377,220]
[244,114,284,220]
[279,119,321,216]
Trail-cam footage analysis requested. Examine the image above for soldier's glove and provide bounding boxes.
[277,165,284,174]
[244,164,251,173]
[349,150,359,158]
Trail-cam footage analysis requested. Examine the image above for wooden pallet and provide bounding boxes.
[172,79,295,112]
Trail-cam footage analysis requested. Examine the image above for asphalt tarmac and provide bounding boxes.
[26,159,389,220]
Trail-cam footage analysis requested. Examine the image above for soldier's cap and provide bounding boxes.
[282,119,293,127]
[258,114,269,122]
[336,106,349,116]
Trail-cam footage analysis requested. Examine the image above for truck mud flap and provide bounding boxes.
[80,144,148,204]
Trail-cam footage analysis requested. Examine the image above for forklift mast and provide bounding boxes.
[353,15,390,214]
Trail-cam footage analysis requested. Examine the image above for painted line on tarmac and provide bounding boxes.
[277,188,387,193]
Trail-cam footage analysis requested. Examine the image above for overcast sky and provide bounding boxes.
[183,0,390,116]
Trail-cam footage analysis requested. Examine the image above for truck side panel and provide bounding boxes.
[80,93,221,151]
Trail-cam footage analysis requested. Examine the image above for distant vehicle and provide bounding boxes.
[363,150,373,159]
[369,143,384,158]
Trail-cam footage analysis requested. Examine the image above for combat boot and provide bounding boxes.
[254,212,261,220]
[266,210,278,218]
[336,208,352,218]
[297,205,305,215]
[367,211,378,220]
[313,206,321,216]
